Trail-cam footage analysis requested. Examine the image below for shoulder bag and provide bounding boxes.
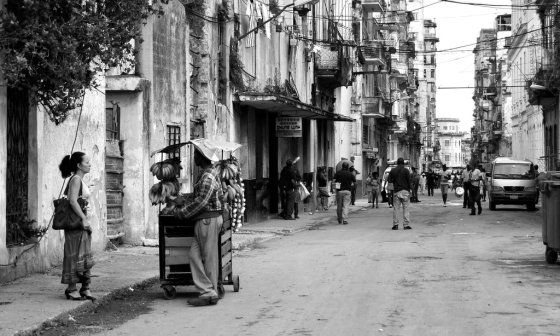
[52,178,84,230]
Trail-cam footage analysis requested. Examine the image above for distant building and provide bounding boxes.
[436,118,465,167]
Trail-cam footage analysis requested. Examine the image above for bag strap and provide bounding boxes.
[64,175,83,197]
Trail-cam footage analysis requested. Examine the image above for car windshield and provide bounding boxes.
[493,163,534,180]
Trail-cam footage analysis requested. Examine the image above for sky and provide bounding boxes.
[411,0,513,133]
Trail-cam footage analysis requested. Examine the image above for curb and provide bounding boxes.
[13,201,370,335]
[14,277,159,336]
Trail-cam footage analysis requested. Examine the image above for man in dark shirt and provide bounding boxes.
[388,157,412,230]
[333,162,356,225]
[279,159,299,220]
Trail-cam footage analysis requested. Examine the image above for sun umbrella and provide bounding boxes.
[335,158,354,172]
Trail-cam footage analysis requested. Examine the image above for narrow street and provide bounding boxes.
[54,192,558,336]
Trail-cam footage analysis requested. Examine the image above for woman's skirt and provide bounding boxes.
[61,230,94,284]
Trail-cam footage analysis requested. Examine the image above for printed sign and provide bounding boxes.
[276,117,302,138]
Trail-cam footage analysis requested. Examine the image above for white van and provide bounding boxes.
[488,157,539,211]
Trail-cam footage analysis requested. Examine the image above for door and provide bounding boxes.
[105,103,124,238]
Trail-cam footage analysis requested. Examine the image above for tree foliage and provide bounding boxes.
[0,0,168,124]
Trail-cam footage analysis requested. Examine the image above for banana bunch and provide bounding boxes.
[149,179,181,205]
[220,162,239,181]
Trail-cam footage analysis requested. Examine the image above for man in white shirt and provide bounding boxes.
[469,164,483,215]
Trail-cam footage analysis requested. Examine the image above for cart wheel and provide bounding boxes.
[162,285,177,300]
[218,283,225,299]
[232,275,240,292]
[545,247,558,264]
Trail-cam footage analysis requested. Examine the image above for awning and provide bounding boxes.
[236,93,354,122]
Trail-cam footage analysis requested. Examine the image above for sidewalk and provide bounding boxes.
[0,199,369,336]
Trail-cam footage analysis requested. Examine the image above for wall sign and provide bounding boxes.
[276,117,302,137]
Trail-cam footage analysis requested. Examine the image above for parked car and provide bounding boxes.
[488,157,539,211]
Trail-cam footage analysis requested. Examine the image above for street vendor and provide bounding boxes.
[175,148,223,307]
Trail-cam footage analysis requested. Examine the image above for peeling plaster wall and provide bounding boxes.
[146,0,189,239]
[1,87,107,283]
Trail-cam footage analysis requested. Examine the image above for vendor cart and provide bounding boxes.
[158,213,239,299]
[151,139,243,299]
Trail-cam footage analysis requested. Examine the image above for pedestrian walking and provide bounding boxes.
[366,172,374,204]
[480,168,487,202]
[440,165,453,207]
[383,170,394,208]
[58,152,95,301]
[279,159,299,220]
[333,162,355,225]
[469,164,483,215]
[176,149,224,306]
[420,172,427,195]
[349,165,360,205]
[411,167,421,203]
[369,172,380,208]
[426,169,435,196]
[317,167,330,211]
[388,158,412,230]
[461,165,471,208]
[293,168,303,219]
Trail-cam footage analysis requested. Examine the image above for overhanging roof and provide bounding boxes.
[236,93,354,122]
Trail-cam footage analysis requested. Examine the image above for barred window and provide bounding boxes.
[167,125,181,159]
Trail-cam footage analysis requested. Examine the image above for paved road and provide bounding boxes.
[93,193,559,336]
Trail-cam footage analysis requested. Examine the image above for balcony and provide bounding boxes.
[315,45,353,88]
[424,33,439,42]
[361,42,386,67]
[362,0,386,12]
[424,19,437,28]
[361,97,386,118]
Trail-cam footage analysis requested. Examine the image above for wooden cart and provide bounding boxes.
[158,213,240,299]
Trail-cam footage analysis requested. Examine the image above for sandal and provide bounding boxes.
[79,288,97,302]
[65,289,83,301]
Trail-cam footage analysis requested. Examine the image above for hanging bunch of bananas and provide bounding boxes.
[149,157,182,207]
[217,157,245,232]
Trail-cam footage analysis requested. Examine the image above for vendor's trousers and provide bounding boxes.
[190,216,223,296]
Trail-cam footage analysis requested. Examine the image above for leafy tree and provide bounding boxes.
[0,0,168,124]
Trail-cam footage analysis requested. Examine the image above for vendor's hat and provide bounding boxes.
[191,139,221,162]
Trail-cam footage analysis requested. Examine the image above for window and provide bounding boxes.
[443,126,448,130]
[431,69,435,78]
[445,140,450,147]
[167,125,181,159]
[423,69,427,78]
[445,155,450,162]
[106,103,120,140]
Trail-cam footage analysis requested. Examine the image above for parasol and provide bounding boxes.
[335,159,354,172]
[150,138,242,162]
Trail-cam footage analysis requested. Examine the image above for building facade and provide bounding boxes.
[508,2,545,165]
[436,118,465,168]
[409,0,439,171]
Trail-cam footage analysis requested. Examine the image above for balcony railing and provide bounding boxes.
[424,33,439,42]
[362,0,386,12]
[361,42,386,67]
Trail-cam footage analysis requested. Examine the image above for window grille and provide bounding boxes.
[6,88,30,247]
[167,125,181,159]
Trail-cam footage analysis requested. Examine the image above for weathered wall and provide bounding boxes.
[1,86,107,283]
[105,77,151,244]
[146,0,189,239]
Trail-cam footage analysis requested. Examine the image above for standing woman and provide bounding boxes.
[58,152,95,301]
